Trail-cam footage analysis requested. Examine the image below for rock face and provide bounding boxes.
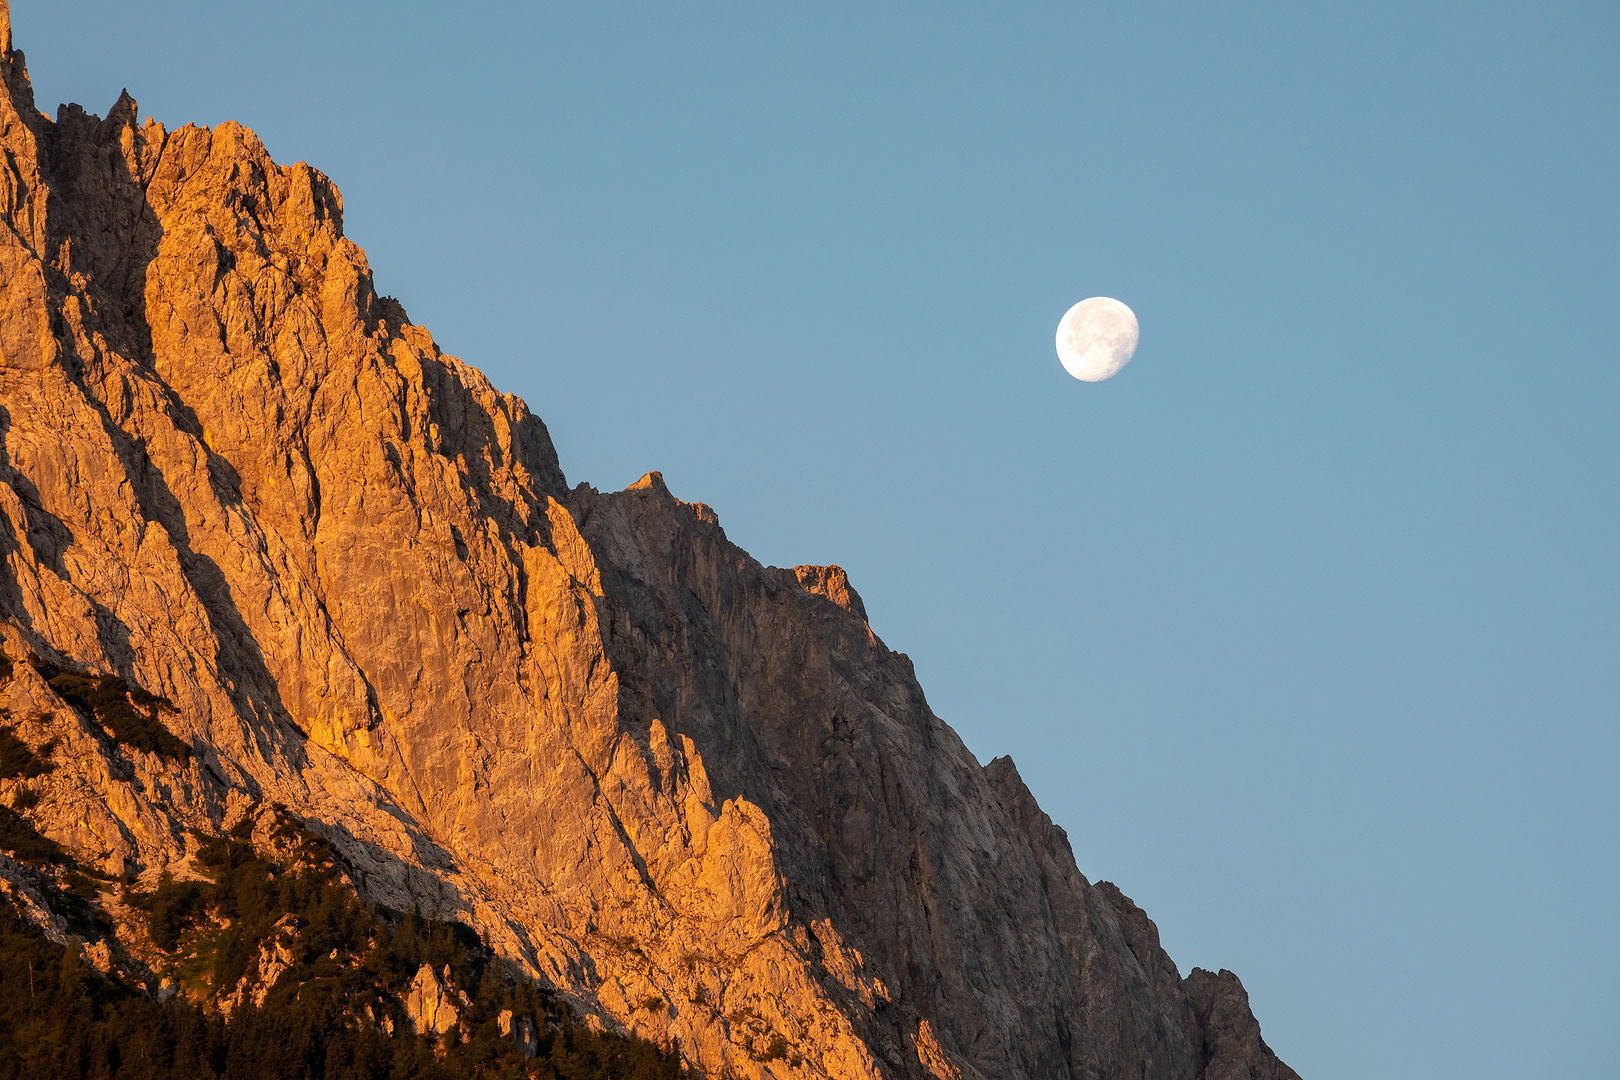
[0,10,1300,1080]
[406,963,467,1036]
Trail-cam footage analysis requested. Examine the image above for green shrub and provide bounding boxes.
[28,657,189,763]
[0,725,54,780]
[0,804,65,866]
[141,871,208,953]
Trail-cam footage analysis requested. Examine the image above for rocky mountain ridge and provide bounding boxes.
[0,7,1299,1078]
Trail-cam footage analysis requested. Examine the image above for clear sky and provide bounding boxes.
[20,2,1617,1077]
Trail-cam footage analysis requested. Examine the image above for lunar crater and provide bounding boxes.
[1057,297,1139,381]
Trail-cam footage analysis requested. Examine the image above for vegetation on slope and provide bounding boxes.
[0,721,54,781]
[26,656,190,764]
[0,803,690,1080]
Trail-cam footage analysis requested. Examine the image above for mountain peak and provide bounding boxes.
[0,20,1298,1079]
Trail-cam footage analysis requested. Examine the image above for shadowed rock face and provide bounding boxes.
[0,10,1300,1079]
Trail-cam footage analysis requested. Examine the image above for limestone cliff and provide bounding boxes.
[0,9,1299,1079]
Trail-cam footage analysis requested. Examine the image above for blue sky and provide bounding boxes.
[22,2,1618,1076]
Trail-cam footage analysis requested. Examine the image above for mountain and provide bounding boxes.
[0,9,1299,1079]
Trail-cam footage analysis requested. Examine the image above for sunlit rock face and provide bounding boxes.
[0,15,1298,1080]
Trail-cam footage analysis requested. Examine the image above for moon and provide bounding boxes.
[1056,297,1139,382]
